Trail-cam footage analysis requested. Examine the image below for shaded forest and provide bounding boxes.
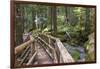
[14,3,96,64]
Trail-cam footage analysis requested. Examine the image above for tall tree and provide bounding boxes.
[15,4,24,46]
[85,8,91,35]
[65,7,75,26]
[50,6,57,35]
[65,6,69,25]
[32,5,36,30]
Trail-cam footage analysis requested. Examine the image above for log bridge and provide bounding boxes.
[15,33,74,67]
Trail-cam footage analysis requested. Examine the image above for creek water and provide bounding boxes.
[63,43,85,62]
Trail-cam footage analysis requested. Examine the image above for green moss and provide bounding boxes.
[71,50,80,61]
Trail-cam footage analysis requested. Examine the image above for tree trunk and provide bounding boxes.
[15,4,24,46]
[32,8,36,30]
[65,6,69,24]
[85,8,91,34]
[50,6,57,35]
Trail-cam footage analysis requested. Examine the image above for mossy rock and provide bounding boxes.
[84,33,95,61]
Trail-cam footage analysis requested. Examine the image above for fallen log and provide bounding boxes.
[20,45,30,59]
[15,36,34,55]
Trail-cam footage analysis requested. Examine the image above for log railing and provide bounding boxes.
[39,34,74,63]
[15,33,74,67]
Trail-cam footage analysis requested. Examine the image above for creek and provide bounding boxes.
[63,43,86,62]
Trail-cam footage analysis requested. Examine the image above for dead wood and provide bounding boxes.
[15,37,34,55]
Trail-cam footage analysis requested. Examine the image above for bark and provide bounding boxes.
[32,8,36,30]
[15,4,24,46]
[50,6,57,35]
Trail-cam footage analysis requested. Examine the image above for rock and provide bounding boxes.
[85,32,95,61]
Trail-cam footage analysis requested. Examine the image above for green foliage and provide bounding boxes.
[71,50,80,61]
